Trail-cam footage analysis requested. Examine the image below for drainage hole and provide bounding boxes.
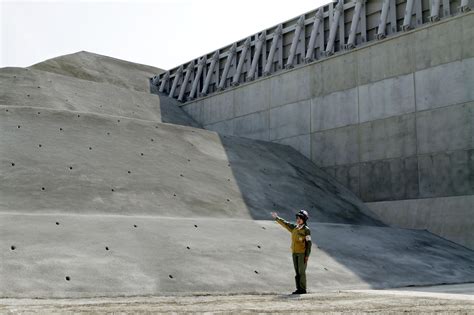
[105,246,109,251]
[257,245,261,249]
[65,276,71,281]
[150,138,154,142]
[180,174,183,177]
[41,187,45,191]
[77,114,80,117]
[254,270,259,274]
[117,119,120,123]
[133,224,137,228]
[140,153,144,156]
[107,132,110,136]
[38,144,42,148]
[11,162,15,166]
[17,125,20,128]
[169,275,173,279]
[69,166,73,170]
[10,245,16,250]
[111,188,115,192]
[194,224,198,228]
[186,246,190,250]
[59,128,63,131]
[127,170,131,174]
[89,147,92,150]
[55,222,60,225]
[261,227,266,230]
[226,199,230,202]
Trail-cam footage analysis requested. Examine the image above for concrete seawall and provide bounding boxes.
[180,12,474,248]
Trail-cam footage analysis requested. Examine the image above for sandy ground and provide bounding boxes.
[1,289,473,314]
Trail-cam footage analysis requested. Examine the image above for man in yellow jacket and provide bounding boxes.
[271,210,312,294]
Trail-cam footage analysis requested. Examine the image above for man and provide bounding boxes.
[271,210,312,294]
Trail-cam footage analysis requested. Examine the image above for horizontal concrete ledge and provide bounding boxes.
[2,213,474,298]
[366,195,474,250]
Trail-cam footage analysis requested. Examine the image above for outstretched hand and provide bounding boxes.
[304,256,309,264]
[270,212,278,219]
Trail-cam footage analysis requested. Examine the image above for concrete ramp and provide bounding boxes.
[1,52,473,298]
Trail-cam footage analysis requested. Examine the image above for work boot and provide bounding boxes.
[292,289,302,294]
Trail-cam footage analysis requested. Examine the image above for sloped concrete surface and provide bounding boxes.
[0,105,380,223]
[1,52,473,298]
[0,67,200,128]
[30,51,163,93]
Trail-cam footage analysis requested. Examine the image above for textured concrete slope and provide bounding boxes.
[0,105,380,224]
[1,52,473,298]
[29,51,163,93]
[2,213,473,298]
[0,67,200,127]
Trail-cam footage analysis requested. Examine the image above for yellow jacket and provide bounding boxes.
[275,216,312,256]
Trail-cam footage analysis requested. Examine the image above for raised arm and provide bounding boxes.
[271,212,296,232]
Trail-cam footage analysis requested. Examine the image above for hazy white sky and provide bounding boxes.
[1,0,327,70]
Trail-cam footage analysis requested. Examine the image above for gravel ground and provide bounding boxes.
[1,290,473,314]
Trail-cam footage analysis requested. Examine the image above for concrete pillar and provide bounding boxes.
[264,25,283,76]
[232,38,251,86]
[178,62,194,102]
[325,0,343,56]
[189,57,206,100]
[402,0,415,31]
[168,66,183,98]
[218,43,237,90]
[377,0,390,39]
[305,9,323,62]
[201,52,219,96]
[286,16,305,69]
[345,0,365,49]
[158,72,170,94]
[460,0,471,12]
[247,33,266,81]
[429,0,441,22]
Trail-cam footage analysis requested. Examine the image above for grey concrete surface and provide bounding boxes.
[0,103,382,224]
[415,58,474,111]
[359,113,417,162]
[30,51,163,93]
[269,100,310,140]
[358,74,415,123]
[366,195,474,249]
[2,42,474,298]
[310,88,358,132]
[0,66,200,128]
[359,156,419,201]
[178,13,474,216]
[2,213,473,298]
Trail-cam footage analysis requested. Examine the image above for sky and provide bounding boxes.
[1,0,328,70]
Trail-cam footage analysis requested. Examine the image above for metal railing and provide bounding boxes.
[150,0,470,103]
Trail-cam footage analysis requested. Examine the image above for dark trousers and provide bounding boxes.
[292,253,307,291]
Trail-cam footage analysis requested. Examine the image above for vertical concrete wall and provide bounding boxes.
[181,12,473,201]
[180,13,474,248]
